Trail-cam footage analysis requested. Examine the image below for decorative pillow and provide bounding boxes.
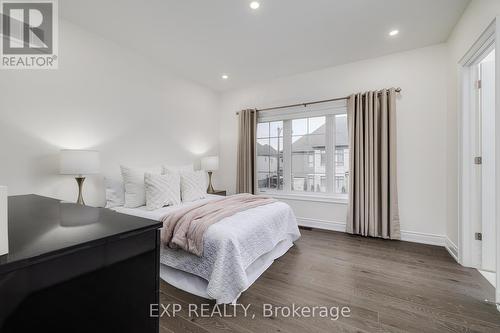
[104,178,125,208]
[120,165,161,208]
[144,173,181,210]
[179,170,208,202]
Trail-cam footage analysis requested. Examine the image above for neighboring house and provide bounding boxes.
[256,143,282,189]
[333,115,349,194]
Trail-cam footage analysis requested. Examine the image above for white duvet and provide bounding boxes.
[111,195,301,303]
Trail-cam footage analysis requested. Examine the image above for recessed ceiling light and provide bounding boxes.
[250,1,260,10]
[389,29,399,37]
[221,74,229,80]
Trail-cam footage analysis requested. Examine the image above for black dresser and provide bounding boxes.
[0,195,162,333]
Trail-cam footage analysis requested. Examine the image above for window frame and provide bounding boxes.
[255,101,349,202]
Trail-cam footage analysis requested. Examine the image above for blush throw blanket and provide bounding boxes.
[161,193,276,256]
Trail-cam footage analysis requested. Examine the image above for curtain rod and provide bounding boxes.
[236,87,401,114]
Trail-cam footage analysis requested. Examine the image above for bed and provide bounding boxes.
[110,194,301,304]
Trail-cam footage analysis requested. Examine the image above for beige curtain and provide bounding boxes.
[346,88,400,239]
[236,109,257,194]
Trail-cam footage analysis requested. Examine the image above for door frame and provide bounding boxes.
[458,17,500,306]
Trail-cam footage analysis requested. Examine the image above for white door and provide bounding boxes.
[474,49,496,274]
[480,50,496,272]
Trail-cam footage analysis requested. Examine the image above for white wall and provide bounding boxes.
[2,4,492,248]
[219,44,448,240]
[0,20,220,206]
[445,0,500,250]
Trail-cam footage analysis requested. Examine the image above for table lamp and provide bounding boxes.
[60,150,100,205]
[201,156,219,194]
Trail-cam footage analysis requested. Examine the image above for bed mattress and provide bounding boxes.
[111,195,301,303]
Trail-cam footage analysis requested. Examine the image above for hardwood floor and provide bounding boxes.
[159,228,500,333]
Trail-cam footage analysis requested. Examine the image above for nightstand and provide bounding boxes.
[210,190,227,196]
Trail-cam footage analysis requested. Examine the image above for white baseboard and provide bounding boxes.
[297,217,450,248]
[445,237,459,262]
[478,269,496,287]
[296,217,347,232]
[400,230,446,247]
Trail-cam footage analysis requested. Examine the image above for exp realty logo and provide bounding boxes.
[1,0,58,69]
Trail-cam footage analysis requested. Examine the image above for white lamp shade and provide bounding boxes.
[201,156,219,171]
[60,150,100,175]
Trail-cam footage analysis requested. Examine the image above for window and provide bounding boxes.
[257,121,283,191]
[334,114,349,194]
[256,102,349,197]
[335,149,344,166]
[292,116,326,193]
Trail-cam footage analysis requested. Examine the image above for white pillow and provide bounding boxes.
[179,170,208,202]
[144,173,181,210]
[104,178,125,208]
[120,165,161,208]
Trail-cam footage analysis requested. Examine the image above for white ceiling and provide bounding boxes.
[61,0,469,91]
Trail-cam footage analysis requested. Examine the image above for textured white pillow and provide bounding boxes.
[180,170,208,202]
[144,173,181,210]
[104,178,125,208]
[120,165,161,208]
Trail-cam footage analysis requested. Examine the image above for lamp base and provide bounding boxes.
[207,171,215,194]
[75,177,86,205]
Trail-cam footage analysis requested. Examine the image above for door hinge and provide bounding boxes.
[476,79,482,89]
[475,232,482,241]
[474,156,482,165]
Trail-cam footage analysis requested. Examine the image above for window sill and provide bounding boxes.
[258,191,348,204]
